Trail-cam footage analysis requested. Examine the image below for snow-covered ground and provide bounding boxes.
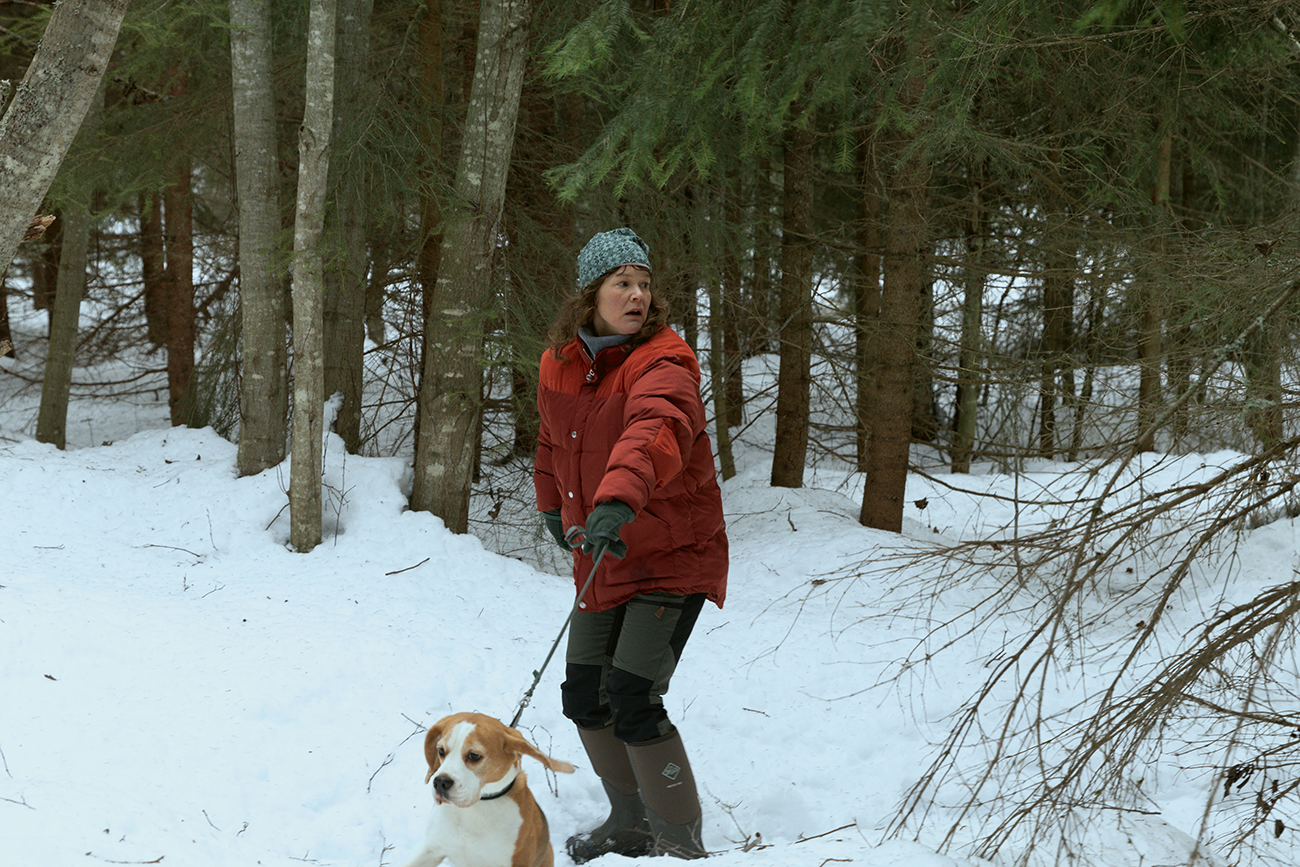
[1,302,1284,867]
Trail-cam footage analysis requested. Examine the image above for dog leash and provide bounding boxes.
[509,527,607,729]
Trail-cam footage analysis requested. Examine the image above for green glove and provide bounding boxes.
[581,500,635,560]
[541,509,570,551]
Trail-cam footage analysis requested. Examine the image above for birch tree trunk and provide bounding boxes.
[231,0,289,475]
[36,84,105,449]
[0,0,127,279]
[410,0,532,534]
[770,114,814,489]
[289,0,338,553]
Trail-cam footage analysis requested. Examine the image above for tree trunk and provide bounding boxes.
[1135,130,1172,454]
[860,64,929,533]
[35,84,104,448]
[770,113,814,489]
[506,69,575,462]
[289,0,339,553]
[1244,318,1284,450]
[364,231,390,344]
[855,133,883,473]
[0,0,127,279]
[140,194,168,348]
[912,275,937,441]
[35,203,90,448]
[722,187,744,429]
[951,159,985,474]
[322,0,374,455]
[410,0,532,534]
[1068,278,1102,462]
[1039,209,1075,459]
[677,186,699,352]
[232,0,289,475]
[31,212,61,314]
[413,0,444,464]
[164,154,197,427]
[0,272,12,358]
[748,155,775,356]
[709,185,736,480]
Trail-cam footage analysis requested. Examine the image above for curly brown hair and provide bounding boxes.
[545,265,670,362]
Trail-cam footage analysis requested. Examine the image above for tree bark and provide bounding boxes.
[322,0,374,455]
[860,63,929,533]
[140,194,167,348]
[709,185,736,481]
[36,84,104,449]
[748,155,775,356]
[951,159,984,474]
[164,152,197,426]
[35,202,90,448]
[1135,130,1172,454]
[289,0,338,553]
[0,0,127,280]
[506,70,575,462]
[911,273,937,442]
[0,272,12,358]
[232,0,289,475]
[413,0,444,465]
[770,113,814,489]
[722,186,744,429]
[855,133,883,473]
[410,0,532,534]
[31,213,60,314]
[1039,207,1076,459]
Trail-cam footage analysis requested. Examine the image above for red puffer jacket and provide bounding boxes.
[534,326,728,612]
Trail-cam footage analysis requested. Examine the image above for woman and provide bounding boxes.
[533,227,728,861]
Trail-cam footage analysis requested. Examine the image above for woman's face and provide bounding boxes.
[591,266,652,337]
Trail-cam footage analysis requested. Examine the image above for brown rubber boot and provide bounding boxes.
[627,729,707,859]
[566,725,654,863]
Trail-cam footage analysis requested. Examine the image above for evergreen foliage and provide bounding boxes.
[3,0,1300,860]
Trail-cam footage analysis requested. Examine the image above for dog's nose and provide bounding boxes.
[433,774,454,797]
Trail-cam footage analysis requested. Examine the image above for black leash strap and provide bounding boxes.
[509,532,605,729]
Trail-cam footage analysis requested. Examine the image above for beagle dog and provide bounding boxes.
[400,712,575,867]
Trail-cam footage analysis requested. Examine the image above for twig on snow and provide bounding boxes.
[386,558,429,576]
[796,822,858,844]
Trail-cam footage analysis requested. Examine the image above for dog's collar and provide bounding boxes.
[479,775,518,801]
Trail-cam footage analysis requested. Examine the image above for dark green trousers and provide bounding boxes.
[561,592,706,743]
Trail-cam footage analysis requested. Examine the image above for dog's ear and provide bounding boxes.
[502,727,575,774]
[423,721,446,784]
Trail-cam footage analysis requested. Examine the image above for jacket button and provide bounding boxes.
[570,431,577,438]
[567,491,574,498]
[578,601,587,609]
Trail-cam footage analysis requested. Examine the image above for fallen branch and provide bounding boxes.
[386,558,429,576]
[796,822,858,844]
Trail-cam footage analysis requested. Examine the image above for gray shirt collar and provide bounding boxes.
[578,326,632,360]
